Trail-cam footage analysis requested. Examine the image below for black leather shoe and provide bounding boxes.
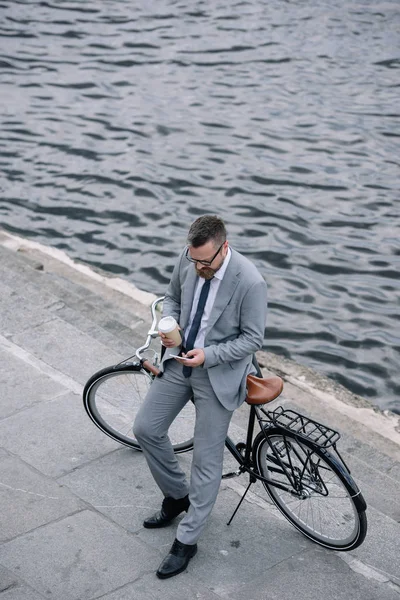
[143,495,190,529]
[156,538,197,579]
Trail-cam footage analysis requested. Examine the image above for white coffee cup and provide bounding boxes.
[158,316,182,347]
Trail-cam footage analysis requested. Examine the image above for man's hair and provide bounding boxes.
[187,215,227,248]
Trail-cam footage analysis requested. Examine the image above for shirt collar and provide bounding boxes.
[213,246,231,281]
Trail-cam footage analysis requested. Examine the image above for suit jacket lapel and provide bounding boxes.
[181,263,198,330]
[205,250,241,337]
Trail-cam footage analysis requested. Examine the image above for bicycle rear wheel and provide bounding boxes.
[83,363,194,453]
[254,428,367,550]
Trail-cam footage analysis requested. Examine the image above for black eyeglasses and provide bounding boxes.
[185,242,225,266]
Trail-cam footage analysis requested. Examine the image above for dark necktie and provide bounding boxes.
[183,277,212,378]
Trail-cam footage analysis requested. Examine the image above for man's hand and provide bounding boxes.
[183,348,205,367]
[159,324,182,349]
[159,331,180,348]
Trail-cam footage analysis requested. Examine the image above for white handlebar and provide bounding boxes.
[135,296,165,360]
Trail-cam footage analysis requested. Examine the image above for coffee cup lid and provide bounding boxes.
[158,316,177,334]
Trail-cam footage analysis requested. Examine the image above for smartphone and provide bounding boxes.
[173,355,193,363]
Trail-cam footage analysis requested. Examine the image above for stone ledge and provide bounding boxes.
[0,229,157,307]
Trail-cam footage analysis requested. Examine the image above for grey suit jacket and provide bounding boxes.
[161,247,268,411]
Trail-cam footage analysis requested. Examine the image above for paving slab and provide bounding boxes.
[0,584,45,600]
[0,252,96,309]
[349,505,400,585]
[0,564,45,600]
[0,392,119,478]
[226,546,400,600]
[11,317,123,385]
[50,303,138,357]
[0,348,67,420]
[0,564,20,594]
[95,572,223,600]
[0,449,84,542]
[0,283,57,337]
[58,447,169,533]
[340,433,400,482]
[0,510,155,600]
[0,261,55,307]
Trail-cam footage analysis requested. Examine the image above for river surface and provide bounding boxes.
[1,0,399,412]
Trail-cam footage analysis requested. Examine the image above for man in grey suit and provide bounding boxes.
[134,215,267,579]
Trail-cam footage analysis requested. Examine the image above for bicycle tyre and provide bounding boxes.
[83,363,194,453]
[253,428,367,550]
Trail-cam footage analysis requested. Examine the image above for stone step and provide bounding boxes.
[0,246,153,358]
[0,244,150,326]
[0,235,154,321]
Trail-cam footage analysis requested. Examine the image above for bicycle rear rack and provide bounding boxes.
[266,406,341,449]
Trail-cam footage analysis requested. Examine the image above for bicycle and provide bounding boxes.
[83,296,367,551]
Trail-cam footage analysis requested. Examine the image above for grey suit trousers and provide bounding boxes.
[133,358,233,545]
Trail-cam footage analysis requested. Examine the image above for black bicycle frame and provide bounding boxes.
[224,402,349,500]
[224,404,300,495]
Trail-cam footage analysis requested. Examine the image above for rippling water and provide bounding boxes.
[1,0,399,412]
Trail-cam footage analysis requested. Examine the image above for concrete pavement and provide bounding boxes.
[0,229,399,600]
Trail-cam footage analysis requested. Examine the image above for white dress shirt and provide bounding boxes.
[184,247,232,349]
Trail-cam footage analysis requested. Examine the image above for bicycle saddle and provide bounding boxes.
[246,374,283,405]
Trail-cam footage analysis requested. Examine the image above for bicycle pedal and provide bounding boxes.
[222,470,241,479]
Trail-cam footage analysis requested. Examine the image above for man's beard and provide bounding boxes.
[196,266,215,280]
[195,260,223,280]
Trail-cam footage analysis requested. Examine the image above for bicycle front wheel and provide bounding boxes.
[254,429,367,550]
[83,363,195,453]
